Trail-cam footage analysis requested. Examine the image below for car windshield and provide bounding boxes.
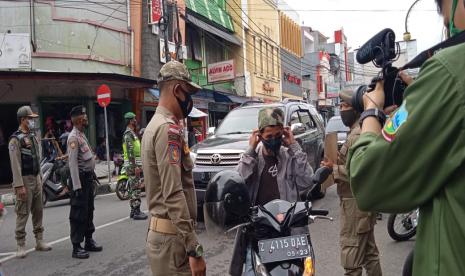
[326,116,349,134]
[215,106,283,135]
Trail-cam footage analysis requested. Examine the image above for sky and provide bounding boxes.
[283,0,445,53]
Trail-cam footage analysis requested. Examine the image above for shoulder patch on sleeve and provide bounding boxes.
[168,142,181,164]
[382,102,409,143]
[9,142,17,152]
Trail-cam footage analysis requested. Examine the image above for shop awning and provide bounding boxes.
[185,0,234,32]
[189,107,208,118]
[0,71,156,89]
[186,14,241,46]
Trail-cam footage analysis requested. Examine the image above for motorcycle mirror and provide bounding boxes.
[312,167,332,186]
[304,167,332,206]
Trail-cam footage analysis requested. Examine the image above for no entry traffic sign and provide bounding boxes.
[97,84,112,107]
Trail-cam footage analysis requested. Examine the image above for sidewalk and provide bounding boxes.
[0,162,117,206]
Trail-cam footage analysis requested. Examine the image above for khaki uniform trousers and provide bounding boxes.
[340,198,382,276]
[15,175,44,245]
[146,231,191,276]
[146,217,191,276]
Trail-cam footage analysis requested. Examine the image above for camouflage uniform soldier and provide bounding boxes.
[142,60,206,276]
[322,90,382,276]
[9,106,52,258]
[122,112,147,220]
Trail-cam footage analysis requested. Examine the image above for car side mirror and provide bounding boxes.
[291,123,305,135]
[208,127,216,136]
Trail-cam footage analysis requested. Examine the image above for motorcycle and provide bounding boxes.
[204,167,332,276]
[387,209,419,241]
[115,170,145,201]
[41,158,100,206]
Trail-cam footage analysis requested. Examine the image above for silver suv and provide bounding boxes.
[190,100,326,210]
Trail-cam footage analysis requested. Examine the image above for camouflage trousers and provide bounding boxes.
[125,167,142,209]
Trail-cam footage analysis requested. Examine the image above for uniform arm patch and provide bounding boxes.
[168,142,181,164]
[382,102,409,143]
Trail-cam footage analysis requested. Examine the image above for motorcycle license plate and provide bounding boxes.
[257,234,311,264]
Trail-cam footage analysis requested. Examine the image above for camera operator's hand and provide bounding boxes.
[399,70,414,86]
[363,81,385,110]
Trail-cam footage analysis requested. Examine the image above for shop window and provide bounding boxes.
[205,33,224,65]
[186,25,202,61]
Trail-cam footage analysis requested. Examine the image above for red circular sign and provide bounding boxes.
[97,84,112,107]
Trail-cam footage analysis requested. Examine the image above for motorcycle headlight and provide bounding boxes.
[304,256,315,276]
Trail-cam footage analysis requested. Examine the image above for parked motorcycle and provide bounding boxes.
[387,209,419,241]
[41,158,100,206]
[204,167,332,275]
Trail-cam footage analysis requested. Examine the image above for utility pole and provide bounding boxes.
[161,0,171,62]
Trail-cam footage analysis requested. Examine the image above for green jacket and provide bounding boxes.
[348,43,465,276]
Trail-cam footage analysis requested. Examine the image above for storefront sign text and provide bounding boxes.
[207,60,235,83]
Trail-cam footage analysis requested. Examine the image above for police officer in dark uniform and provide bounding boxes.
[67,106,102,259]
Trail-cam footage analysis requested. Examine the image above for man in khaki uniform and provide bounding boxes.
[142,60,206,276]
[8,106,52,258]
[322,90,382,276]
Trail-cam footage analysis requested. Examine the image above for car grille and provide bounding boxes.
[195,152,243,166]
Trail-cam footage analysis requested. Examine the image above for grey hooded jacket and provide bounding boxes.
[236,142,314,204]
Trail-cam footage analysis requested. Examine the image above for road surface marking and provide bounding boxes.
[0,210,148,264]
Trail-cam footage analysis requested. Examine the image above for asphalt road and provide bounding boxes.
[0,186,414,276]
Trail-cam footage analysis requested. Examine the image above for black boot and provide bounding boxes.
[132,206,148,220]
[72,243,89,259]
[130,207,135,218]
[85,238,103,252]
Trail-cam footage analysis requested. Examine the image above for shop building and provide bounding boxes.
[0,0,155,185]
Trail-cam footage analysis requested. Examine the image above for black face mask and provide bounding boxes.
[262,137,282,155]
[175,90,193,118]
[340,109,358,127]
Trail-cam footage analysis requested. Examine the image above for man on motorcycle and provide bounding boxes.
[322,90,382,276]
[122,112,147,220]
[237,107,315,205]
[234,107,323,275]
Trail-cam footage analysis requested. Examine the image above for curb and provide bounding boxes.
[0,181,116,207]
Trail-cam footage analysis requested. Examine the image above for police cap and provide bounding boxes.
[70,105,87,118]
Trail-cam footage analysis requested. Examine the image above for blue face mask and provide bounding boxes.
[449,0,464,37]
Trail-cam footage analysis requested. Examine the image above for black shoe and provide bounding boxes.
[377,213,383,220]
[72,244,89,259]
[130,208,135,218]
[85,238,103,252]
[132,208,148,220]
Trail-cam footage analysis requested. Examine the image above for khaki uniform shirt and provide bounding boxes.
[8,129,41,188]
[67,127,95,190]
[141,106,199,252]
[334,122,360,199]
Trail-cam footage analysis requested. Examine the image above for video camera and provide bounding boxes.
[352,28,465,113]
[352,28,405,113]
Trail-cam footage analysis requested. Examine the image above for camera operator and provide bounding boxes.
[347,1,465,275]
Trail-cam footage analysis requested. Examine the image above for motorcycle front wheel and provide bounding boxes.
[387,212,417,241]
[116,179,130,200]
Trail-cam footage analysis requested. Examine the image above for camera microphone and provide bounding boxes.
[356,28,396,65]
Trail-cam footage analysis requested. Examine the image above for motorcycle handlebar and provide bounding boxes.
[309,209,329,216]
